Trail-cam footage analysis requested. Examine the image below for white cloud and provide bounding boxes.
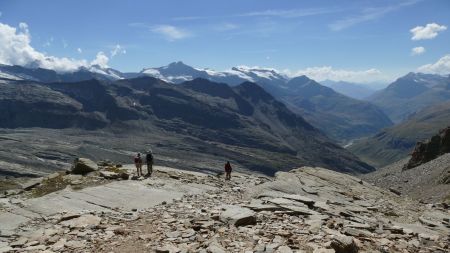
[0,22,113,72]
[151,25,190,41]
[286,66,387,83]
[411,46,425,56]
[110,44,126,57]
[417,54,450,75]
[410,23,447,40]
[90,52,109,68]
[0,22,88,72]
[239,8,338,18]
[330,0,419,31]
[77,48,82,53]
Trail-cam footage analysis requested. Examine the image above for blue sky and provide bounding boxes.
[0,0,449,83]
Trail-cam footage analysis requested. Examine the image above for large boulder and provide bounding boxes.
[71,158,98,175]
[220,205,256,227]
[330,235,358,253]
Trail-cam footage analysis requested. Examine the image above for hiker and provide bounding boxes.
[134,153,143,177]
[224,161,232,180]
[145,150,154,177]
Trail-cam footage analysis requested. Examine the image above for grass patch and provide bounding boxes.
[0,179,21,192]
[104,166,128,174]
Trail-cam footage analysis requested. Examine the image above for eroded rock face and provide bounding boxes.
[405,126,450,170]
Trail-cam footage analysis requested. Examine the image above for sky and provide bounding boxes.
[0,0,449,84]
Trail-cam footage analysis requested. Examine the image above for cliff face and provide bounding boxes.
[404,126,450,170]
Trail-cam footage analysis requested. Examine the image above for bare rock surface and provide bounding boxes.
[0,166,448,252]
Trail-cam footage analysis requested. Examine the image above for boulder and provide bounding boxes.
[71,158,98,174]
[220,205,256,226]
[330,235,358,253]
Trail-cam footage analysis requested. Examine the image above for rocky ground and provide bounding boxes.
[361,154,450,203]
[0,164,449,253]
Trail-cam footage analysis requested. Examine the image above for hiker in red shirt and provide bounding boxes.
[134,153,143,177]
[224,161,232,180]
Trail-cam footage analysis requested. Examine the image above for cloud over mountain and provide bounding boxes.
[0,22,88,72]
[418,54,450,74]
[0,22,125,72]
[287,66,386,83]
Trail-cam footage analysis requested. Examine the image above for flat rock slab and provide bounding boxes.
[1,179,193,235]
[0,212,30,237]
[24,181,185,216]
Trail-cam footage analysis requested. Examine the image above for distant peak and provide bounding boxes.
[167,61,189,67]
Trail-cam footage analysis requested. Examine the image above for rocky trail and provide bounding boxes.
[0,164,449,253]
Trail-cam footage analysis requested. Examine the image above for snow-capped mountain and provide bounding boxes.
[140,61,289,87]
[84,65,125,80]
[0,64,128,83]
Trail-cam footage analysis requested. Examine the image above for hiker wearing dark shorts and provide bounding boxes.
[134,153,143,177]
[225,161,232,180]
[145,150,154,177]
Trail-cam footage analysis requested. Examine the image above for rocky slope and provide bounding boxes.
[349,101,450,168]
[405,126,450,169]
[0,77,372,176]
[0,165,448,253]
[369,72,450,123]
[361,154,450,203]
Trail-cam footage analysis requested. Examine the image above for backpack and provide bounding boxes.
[146,153,153,162]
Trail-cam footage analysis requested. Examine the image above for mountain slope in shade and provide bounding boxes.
[280,76,393,142]
[320,80,377,99]
[369,72,450,123]
[0,77,373,176]
[349,101,450,168]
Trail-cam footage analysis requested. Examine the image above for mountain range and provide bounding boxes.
[0,76,373,176]
[1,61,394,142]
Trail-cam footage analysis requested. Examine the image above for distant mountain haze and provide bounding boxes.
[349,101,450,168]
[369,72,450,123]
[320,80,377,99]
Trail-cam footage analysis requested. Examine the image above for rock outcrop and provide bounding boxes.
[404,126,450,170]
[71,158,99,174]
